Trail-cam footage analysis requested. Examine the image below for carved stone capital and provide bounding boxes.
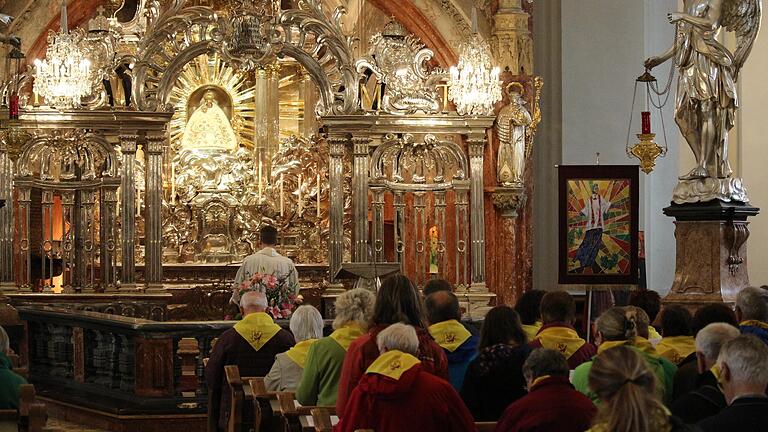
[492,186,526,218]
[144,135,166,154]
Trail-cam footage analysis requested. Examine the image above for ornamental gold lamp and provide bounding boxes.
[626,70,668,174]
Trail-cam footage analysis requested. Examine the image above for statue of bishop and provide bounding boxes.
[495,85,532,188]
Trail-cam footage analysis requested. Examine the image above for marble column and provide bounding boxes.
[144,134,165,291]
[119,133,138,288]
[328,137,347,280]
[352,137,370,262]
[468,136,487,289]
[0,132,13,290]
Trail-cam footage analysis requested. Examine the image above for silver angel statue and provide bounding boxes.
[645,0,761,203]
[495,83,532,187]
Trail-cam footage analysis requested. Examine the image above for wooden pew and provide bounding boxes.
[476,422,497,432]
[204,338,218,432]
[308,408,338,432]
[0,384,46,432]
[249,377,281,432]
[275,392,336,432]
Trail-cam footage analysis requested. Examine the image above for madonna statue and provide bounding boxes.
[181,90,238,151]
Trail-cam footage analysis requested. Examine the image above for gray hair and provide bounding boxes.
[717,335,768,385]
[240,290,268,311]
[523,348,569,381]
[333,288,375,330]
[695,323,740,364]
[289,305,324,342]
[376,323,419,356]
[0,326,8,354]
[736,287,768,322]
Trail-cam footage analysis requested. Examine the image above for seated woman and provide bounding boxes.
[587,346,691,432]
[335,275,448,414]
[571,307,677,404]
[265,305,323,391]
[0,326,27,409]
[296,288,374,406]
[460,305,531,421]
[514,289,545,341]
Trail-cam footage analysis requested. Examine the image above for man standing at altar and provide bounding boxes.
[230,225,300,305]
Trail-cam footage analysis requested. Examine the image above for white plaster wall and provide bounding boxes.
[534,0,679,293]
[739,4,768,286]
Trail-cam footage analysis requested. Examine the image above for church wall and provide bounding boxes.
[739,4,768,287]
[534,0,679,294]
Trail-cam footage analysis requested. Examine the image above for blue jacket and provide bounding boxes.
[740,321,768,345]
[445,335,478,391]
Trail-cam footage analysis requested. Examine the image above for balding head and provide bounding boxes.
[425,290,461,324]
[695,322,740,371]
[240,291,268,315]
[736,287,768,322]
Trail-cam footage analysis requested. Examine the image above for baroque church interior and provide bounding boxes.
[1,0,768,431]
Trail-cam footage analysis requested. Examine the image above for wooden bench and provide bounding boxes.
[224,365,260,432]
[274,392,335,432]
[476,422,497,432]
[307,408,339,432]
[0,384,46,432]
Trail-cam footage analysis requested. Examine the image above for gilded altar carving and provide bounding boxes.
[355,20,443,115]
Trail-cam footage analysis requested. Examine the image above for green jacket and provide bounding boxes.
[295,336,346,407]
[0,352,27,409]
[572,345,677,405]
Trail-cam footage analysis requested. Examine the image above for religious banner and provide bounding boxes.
[558,165,639,285]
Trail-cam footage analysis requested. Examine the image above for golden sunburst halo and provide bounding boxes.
[168,53,256,151]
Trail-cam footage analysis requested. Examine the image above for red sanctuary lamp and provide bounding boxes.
[6,46,25,120]
[626,70,667,174]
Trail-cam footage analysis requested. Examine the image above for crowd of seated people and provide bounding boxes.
[202,278,768,432]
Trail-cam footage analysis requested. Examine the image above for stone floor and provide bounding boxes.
[45,418,109,432]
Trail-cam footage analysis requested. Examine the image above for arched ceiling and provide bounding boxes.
[1,0,493,70]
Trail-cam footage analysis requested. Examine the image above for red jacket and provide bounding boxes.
[528,322,596,369]
[335,325,449,413]
[335,364,476,432]
[496,376,596,432]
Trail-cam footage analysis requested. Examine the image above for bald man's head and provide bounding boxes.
[425,290,461,324]
[240,291,268,315]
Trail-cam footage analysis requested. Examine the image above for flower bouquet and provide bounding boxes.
[236,269,298,319]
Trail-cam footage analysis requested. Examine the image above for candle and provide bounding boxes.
[170,162,176,205]
[136,188,141,217]
[280,173,285,216]
[297,174,302,215]
[641,111,651,134]
[317,174,321,218]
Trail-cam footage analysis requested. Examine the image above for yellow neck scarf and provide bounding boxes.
[656,336,696,364]
[534,326,586,359]
[634,337,660,356]
[740,320,768,330]
[597,339,630,354]
[234,312,282,351]
[428,320,471,352]
[329,323,365,351]
[522,321,543,341]
[648,326,662,341]
[285,339,317,368]
[531,374,551,389]
[366,350,421,380]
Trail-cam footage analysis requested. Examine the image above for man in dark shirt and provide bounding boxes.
[425,290,478,391]
[671,322,740,423]
[529,291,596,368]
[205,291,294,431]
[698,335,768,432]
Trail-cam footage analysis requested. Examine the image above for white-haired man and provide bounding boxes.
[697,335,768,431]
[736,286,768,345]
[0,326,27,409]
[336,323,475,432]
[205,291,294,432]
[671,322,740,423]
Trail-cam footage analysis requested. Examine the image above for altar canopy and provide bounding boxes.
[0,0,538,312]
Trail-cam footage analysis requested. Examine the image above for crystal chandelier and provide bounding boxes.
[33,1,92,108]
[448,10,501,116]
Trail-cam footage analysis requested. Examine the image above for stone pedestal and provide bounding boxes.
[663,201,759,309]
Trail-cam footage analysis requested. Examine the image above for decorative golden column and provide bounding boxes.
[493,0,532,74]
[254,67,269,178]
[267,62,281,165]
[144,134,165,292]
